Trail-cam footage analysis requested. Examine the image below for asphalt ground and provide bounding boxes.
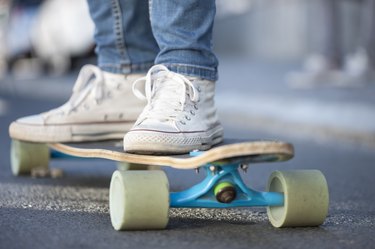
[0,89,375,249]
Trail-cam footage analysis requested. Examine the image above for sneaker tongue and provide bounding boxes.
[137,78,186,127]
[153,78,182,99]
[103,71,124,86]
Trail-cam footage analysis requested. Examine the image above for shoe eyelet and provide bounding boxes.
[190,110,195,115]
[197,86,202,92]
[180,121,186,125]
[185,115,191,121]
[194,104,199,110]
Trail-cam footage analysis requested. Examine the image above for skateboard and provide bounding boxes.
[10,139,329,230]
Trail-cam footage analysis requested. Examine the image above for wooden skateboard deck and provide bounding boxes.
[48,139,294,169]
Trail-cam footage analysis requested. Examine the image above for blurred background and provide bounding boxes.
[0,0,375,146]
[0,0,373,77]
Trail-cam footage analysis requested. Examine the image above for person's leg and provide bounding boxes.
[9,0,155,142]
[87,0,159,74]
[286,0,346,87]
[317,0,343,68]
[123,0,223,154]
[342,0,375,82]
[150,0,218,81]
[358,0,375,67]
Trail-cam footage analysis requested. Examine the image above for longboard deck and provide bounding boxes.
[49,139,294,169]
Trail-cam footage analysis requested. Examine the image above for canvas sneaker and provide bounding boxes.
[9,65,146,142]
[123,64,224,154]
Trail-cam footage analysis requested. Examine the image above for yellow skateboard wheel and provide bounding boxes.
[11,139,49,176]
[109,170,169,231]
[267,170,329,227]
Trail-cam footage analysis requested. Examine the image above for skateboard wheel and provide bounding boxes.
[11,139,49,176]
[109,170,169,231]
[266,170,329,228]
[116,162,161,171]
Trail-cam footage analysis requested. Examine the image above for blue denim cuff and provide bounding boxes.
[164,63,218,81]
[99,62,155,74]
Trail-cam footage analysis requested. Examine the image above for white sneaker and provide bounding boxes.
[9,65,146,142]
[123,65,224,154]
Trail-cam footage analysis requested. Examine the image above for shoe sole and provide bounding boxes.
[123,125,224,155]
[9,121,134,142]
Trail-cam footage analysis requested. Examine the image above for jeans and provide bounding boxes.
[87,0,218,81]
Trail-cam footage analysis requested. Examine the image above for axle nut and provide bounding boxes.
[214,182,237,203]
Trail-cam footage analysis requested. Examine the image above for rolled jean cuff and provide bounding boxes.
[164,63,218,81]
[99,62,155,74]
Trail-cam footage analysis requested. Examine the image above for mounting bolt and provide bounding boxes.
[240,164,248,173]
[209,165,216,174]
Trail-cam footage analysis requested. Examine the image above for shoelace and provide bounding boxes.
[43,65,106,121]
[132,65,200,124]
